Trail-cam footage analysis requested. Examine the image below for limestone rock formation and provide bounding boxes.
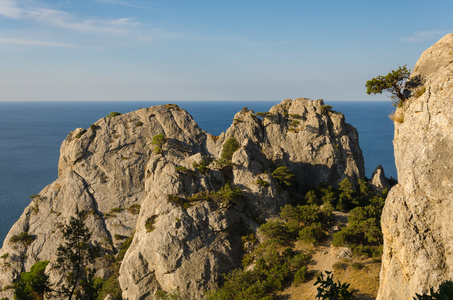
[377,34,453,299]
[0,98,364,299]
[370,165,390,192]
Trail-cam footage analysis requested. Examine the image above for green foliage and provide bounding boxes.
[55,206,99,299]
[294,266,308,284]
[220,137,240,162]
[255,112,269,119]
[90,124,97,130]
[135,121,143,127]
[365,65,411,106]
[332,202,384,257]
[193,158,211,174]
[10,232,36,246]
[314,270,353,300]
[155,289,180,300]
[145,216,158,232]
[215,183,244,205]
[106,112,122,118]
[298,222,326,244]
[320,105,333,115]
[128,204,141,215]
[152,134,166,154]
[259,220,291,244]
[255,178,270,187]
[95,275,122,300]
[305,190,321,205]
[413,280,453,300]
[271,166,294,187]
[117,234,134,262]
[152,134,166,145]
[289,120,300,127]
[14,261,50,300]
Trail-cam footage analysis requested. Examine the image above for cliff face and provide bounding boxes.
[377,34,453,299]
[0,98,364,299]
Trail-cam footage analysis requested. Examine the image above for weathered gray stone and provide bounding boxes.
[0,99,365,299]
[370,165,390,192]
[377,33,453,299]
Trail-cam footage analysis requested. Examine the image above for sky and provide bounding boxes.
[0,0,452,102]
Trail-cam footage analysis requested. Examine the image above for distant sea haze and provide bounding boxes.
[0,100,396,243]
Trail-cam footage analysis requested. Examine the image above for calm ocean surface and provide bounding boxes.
[0,100,396,243]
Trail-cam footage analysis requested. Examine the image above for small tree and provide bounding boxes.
[55,206,98,300]
[365,65,411,106]
[271,166,294,187]
[14,261,50,300]
[314,271,353,300]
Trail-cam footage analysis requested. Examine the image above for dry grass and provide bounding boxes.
[333,258,381,300]
[413,86,426,98]
[389,111,404,123]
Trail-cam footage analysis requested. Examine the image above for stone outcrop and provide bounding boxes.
[0,98,364,299]
[377,34,453,299]
[370,165,390,192]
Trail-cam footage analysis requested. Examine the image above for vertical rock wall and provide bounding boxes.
[377,33,453,299]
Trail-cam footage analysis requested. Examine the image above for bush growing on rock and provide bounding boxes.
[220,137,240,162]
[106,112,122,118]
[14,260,50,299]
[271,166,294,187]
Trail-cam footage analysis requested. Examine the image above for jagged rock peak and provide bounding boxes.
[0,98,365,299]
[370,165,390,192]
[377,34,453,299]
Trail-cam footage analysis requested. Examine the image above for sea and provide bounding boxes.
[0,100,396,243]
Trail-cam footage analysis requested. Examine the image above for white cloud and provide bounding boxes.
[0,0,141,35]
[95,0,155,9]
[0,37,81,48]
[0,0,23,18]
[401,30,449,43]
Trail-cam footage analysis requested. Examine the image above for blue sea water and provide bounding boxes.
[0,100,396,243]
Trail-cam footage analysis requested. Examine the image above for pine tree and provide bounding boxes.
[55,206,98,300]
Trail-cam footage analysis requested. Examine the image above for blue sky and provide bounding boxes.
[0,0,451,101]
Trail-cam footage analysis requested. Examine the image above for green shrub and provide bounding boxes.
[413,280,453,300]
[259,220,290,244]
[96,275,122,300]
[320,105,333,115]
[117,234,134,261]
[294,266,308,284]
[145,216,158,232]
[14,261,50,299]
[271,166,295,187]
[10,232,36,246]
[153,146,162,154]
[193,159,211,173]
[314,270,353,300]
[135,121,144,127]
[106,112,122,118]
[289,120,300,127]
[256,178,270,187]
[298,222,325,244]
[152,134,166,145]
[255,112,269,119]
[128,204,141,215]
[220,137,240,162]
[90,124,97,130]
[113,234,127,240]
[215,184,244,204]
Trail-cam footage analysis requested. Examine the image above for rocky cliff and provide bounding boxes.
[0,98,364,299]
[377,34,453,299]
